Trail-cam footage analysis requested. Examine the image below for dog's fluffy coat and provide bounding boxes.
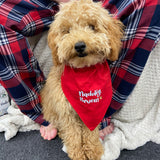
[41,0,123,159]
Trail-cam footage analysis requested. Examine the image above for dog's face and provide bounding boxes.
[48,0,123,68]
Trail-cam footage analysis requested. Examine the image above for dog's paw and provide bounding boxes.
[84,143,104,160]
[68,151,87,160]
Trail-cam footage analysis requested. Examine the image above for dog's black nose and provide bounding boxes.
[75,41,86,53]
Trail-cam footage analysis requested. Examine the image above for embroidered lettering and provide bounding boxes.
[79,89,102,104]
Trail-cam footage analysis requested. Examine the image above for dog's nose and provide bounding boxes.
[75,41,86,53]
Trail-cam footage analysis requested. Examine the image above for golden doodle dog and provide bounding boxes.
[41,0,123,159]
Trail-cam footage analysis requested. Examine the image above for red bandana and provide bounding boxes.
[61,61,112,131]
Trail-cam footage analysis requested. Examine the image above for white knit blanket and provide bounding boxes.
[0,101,40,141]
[0,31,159,160]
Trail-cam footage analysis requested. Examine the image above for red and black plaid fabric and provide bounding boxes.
[0,0,59,126]
[101,0,160,129]
[0,0,160,128]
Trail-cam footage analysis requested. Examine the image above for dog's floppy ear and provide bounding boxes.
[48,23,61,66]
[102,14,124,61]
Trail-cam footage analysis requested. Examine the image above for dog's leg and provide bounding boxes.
[82,124,104,160]
[41,66,87,159]
[58,115,87,160]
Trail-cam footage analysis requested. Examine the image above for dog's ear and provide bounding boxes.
[102,13,124,61]
[48,23,61,66]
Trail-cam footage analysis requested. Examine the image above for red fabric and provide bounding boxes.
[61,62,112,131]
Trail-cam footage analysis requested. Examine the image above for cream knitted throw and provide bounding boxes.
[0,31,159,160]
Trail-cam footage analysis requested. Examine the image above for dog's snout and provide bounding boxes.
[75,41,86,53]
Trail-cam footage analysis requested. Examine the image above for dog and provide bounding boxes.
[40,0,123,159]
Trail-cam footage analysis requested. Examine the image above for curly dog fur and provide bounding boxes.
[40,0,123,159]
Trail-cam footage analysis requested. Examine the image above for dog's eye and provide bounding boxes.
[61,28,70,34]
[89,25,95,30]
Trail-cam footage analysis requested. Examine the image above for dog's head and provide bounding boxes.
[48,0,124,68]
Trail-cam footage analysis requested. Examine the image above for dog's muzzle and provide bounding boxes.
[75,41,87,57]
